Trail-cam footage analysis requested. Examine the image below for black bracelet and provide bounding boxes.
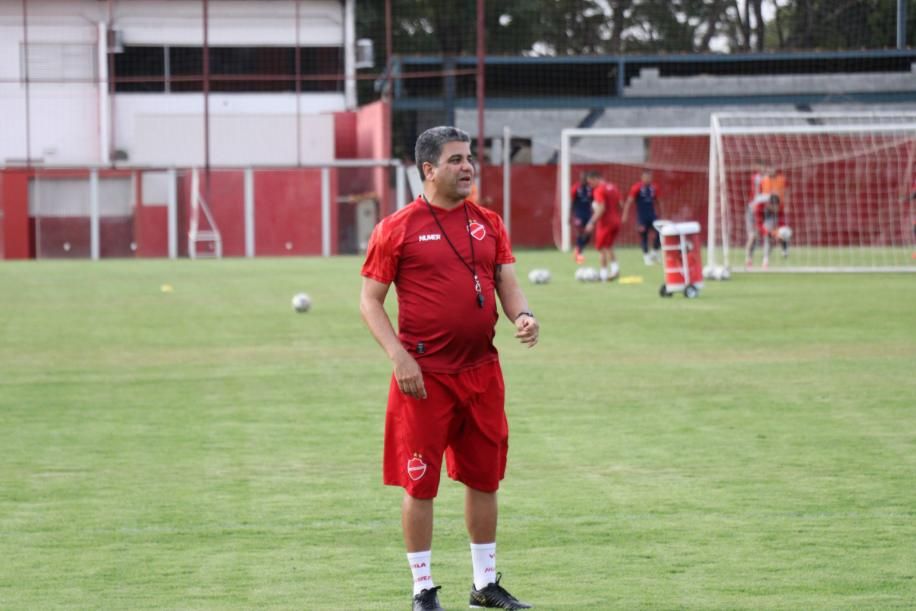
[514,311,534,321]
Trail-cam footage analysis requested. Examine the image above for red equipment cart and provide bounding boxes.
[654,220,704,298]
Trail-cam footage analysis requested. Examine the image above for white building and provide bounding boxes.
[0,0,359,167]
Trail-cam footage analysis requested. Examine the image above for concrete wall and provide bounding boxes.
[0,0,346,167]
[625,66,916,98]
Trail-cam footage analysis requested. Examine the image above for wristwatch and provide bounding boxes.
[514,311,534,321]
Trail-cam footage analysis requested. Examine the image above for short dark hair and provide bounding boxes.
[415,126,471,180]
[584,170,602,180]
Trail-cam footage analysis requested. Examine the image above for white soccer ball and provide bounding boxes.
[291,292,312,313]
[575,267,599,282]
[777,225,793,241]
[527,268,551,284]
[718,266,731,280]
[703,264,715,279]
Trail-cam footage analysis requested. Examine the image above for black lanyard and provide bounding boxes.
[422,195,484,308]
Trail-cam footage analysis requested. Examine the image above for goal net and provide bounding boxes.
[708,112,916,272]
[557,127,711,253]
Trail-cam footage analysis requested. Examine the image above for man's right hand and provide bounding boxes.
[393,350,427,399]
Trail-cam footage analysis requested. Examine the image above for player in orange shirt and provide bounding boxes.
[758,169,789,268]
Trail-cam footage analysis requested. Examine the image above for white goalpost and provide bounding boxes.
[558,126,711,253]
[558,113,916,273]
[708,112,916,273]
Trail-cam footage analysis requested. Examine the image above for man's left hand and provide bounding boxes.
[514,314,539,348]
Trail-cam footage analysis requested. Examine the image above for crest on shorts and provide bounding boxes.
[407,453,427,481]
[468,220,486,241]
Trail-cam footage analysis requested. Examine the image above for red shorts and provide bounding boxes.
[383,360,508,499]
[594,222,621,249]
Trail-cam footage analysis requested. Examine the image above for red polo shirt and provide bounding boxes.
[361,197,515,374]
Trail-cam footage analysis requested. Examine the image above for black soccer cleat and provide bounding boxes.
[413,585,445,611]
[468,573,532,609]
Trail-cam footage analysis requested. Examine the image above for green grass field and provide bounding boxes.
[1,250,915,610]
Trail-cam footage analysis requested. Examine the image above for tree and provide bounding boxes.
[357,0,915,61]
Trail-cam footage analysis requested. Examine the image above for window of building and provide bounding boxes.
[112,45,343,93]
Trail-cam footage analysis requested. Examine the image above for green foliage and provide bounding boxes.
[1,253,915,608]
[357,0,915,58]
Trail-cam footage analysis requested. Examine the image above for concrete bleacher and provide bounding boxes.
[624,65,916,98]
[459,100,916,165]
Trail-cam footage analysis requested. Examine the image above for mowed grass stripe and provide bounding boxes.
[1,252,914,609]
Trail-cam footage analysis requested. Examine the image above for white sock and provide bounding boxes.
[610,262,619,276]
[599,267,608,281]
[407,550,434,595]
[470,542,497,590]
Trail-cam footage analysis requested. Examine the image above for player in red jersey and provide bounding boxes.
[360,126,537,611]
[584,175,623,281]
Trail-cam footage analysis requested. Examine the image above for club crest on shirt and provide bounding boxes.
[407,453,427,480]
[468,220,486,241]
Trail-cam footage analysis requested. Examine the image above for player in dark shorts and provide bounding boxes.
[571,171,600,264]
[623,170,662,265]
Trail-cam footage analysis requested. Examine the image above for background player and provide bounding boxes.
[584,173,622,281]
[570,171,600,264]
[761,168,789,266]
[744,161,769,268]
[622,170,662,265]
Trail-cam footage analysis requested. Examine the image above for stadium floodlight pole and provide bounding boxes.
[503,125,511,236]
[344,0,357,109]
[97,21,110,166]
[476,0,485,202]
[295,0,302,166]
[898,0,907,50]
[202,0,211,206]
[21,0,31,168]
[385,0,392,63]
[105,0,116,166]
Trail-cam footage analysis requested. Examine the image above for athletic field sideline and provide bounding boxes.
[1,250,914,609]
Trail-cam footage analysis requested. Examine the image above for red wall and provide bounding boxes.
[254,169,327,255]
[134,171,169,258]
[1,171,30,259]
[16,130,911,256]
[357,101,393,215]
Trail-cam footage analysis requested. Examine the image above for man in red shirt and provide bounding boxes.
[360,126,538,611]
[584,174,622,281]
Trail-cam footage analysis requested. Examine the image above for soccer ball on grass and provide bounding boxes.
[527,268,551,284]
[291,292,312,313]
[575,267,600,282]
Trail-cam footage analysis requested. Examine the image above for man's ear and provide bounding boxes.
[422,161,436,181]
